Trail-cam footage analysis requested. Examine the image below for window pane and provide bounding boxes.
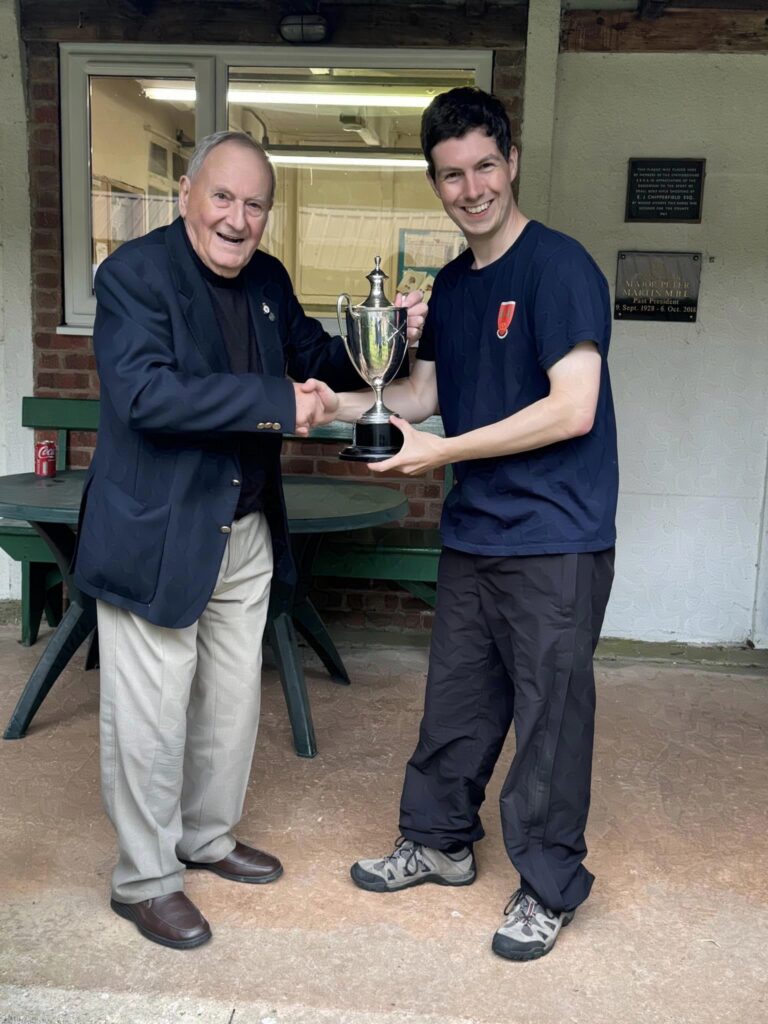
[89,76,196,279]
[227,66,473,313]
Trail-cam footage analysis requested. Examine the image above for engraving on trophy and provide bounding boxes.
[336,257,409,462]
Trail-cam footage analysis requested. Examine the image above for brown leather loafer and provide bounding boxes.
[181,841,283,884]
[110,892,211,950]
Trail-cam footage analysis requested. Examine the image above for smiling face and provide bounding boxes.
[178,141,273,278]
[428,128,519,261]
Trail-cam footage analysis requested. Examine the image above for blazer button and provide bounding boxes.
[264,421,273,429]
[231,478,241,486]
[257,422,265,429]
[272,422,281,430]
[220,525,232,534]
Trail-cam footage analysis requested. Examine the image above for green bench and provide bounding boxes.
[300,419,448,609]
[0,397,99,643]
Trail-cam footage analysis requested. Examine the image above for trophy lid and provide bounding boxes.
[359,256,394,310]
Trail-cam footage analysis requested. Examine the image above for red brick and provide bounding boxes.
[28,58,57,84]
[34,252,61,272]
[29,125,57,149]
[70,431,97,448]
[38,353,61,370]
[63,352,96,371]
[31,104,58,125]
[38,371,91,390]
[31,81,57,102]
[69,449,93,468]
[35,271,61,290]
[45,335,90,350]
[31,230,59,252]
[35,310,61,331]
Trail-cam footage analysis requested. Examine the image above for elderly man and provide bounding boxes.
[73,130,425,950]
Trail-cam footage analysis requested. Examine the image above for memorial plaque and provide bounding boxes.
[614,251,701,322]
[625,158,705,222]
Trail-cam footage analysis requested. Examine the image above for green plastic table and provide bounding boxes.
[0,471,407,757]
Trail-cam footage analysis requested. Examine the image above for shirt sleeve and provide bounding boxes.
[414,277,440,362]
[533,245,611,371]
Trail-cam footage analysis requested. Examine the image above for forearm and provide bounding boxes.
[336,377,437,425]
[442,393,590,465]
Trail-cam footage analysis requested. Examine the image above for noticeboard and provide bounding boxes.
[625,158,705,223]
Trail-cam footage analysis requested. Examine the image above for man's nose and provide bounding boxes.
[226,202,247,231]
[463,173,483,200]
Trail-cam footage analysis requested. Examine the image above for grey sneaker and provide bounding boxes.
[491,890,575,961]
[350,837,476,893]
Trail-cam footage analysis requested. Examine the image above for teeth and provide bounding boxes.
[466,201,491,214]
[219,233,243,243]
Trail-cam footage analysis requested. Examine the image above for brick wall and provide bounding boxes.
[20,0,526,630]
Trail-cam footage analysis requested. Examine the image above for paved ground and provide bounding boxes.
[0,624,766,1024]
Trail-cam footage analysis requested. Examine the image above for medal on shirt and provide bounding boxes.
[496,300,516,339]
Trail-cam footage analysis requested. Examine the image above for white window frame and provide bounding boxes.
[60,43,493,328]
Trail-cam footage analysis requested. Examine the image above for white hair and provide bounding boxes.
[186,130,275,198]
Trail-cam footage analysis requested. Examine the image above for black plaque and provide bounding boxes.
[625,158,705,222]
[614,251,701,323]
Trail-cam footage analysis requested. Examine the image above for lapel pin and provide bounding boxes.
[262,302,275,322]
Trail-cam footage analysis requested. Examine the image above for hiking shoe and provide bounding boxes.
[491,890,575,961]
[350,837,476,893]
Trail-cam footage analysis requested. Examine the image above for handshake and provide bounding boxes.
[291,379,341,437]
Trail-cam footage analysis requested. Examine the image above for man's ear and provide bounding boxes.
[178,175,190,216]
[508,146,519,184]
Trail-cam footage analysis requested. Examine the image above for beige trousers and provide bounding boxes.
[97,511,273,903]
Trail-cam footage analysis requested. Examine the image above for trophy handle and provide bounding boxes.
[337,293,365,381]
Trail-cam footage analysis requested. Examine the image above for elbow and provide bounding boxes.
[564,403,596,439]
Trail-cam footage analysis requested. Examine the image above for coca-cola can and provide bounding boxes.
[34,440,57,477]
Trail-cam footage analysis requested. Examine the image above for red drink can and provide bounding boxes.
[34,440,57,477]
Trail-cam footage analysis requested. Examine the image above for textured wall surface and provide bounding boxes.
[547,53,768,645]
[0,0,34,600]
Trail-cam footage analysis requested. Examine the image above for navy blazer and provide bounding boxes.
[73,217,365,628]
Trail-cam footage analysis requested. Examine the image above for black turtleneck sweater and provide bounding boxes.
[183,227,267,518]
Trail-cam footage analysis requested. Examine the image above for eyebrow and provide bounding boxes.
[209,185,269,201]
[437,153,502,174]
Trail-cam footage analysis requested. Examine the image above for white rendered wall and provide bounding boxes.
[0,0,34,600]
[545,53,768,645]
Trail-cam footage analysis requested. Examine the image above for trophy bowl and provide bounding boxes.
[336,256,408,462]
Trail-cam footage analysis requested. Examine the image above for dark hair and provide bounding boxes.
[420,87,512,179]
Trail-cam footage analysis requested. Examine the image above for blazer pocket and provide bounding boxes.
[77,478,171,605]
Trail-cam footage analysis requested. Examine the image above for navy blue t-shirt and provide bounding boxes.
[417,220,618,556]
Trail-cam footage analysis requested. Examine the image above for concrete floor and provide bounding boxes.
[0,624,766,1024]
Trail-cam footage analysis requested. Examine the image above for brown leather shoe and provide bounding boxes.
[110,892,211,950]
[181,841,283,884]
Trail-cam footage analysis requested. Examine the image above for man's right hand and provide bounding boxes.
[293,380,339,435]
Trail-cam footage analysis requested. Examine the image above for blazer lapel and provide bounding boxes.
[246,270,285,377]
[166,218,231,374]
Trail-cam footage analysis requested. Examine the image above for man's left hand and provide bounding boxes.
[396,290,428,345]
[367,416,446,476]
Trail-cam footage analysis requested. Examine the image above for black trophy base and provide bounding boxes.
[339,419,404,462]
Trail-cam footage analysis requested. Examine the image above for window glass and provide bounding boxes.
[89,76,196,277]
[227,66,472,313]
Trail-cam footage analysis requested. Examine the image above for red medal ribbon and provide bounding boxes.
[496,301,516,339]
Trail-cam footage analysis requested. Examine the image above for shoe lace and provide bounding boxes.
[503,889,540,924]
[380,836,425,874]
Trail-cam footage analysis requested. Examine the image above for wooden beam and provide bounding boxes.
[562,9,768,53]
[19,0,526,46]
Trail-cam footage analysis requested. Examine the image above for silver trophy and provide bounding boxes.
[336,256,408,461]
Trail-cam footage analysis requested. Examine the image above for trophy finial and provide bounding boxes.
[363,255,391,309]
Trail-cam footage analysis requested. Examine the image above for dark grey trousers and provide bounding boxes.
[399,547,615,912]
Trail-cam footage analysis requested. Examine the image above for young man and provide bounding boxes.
[303,87,618,961]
